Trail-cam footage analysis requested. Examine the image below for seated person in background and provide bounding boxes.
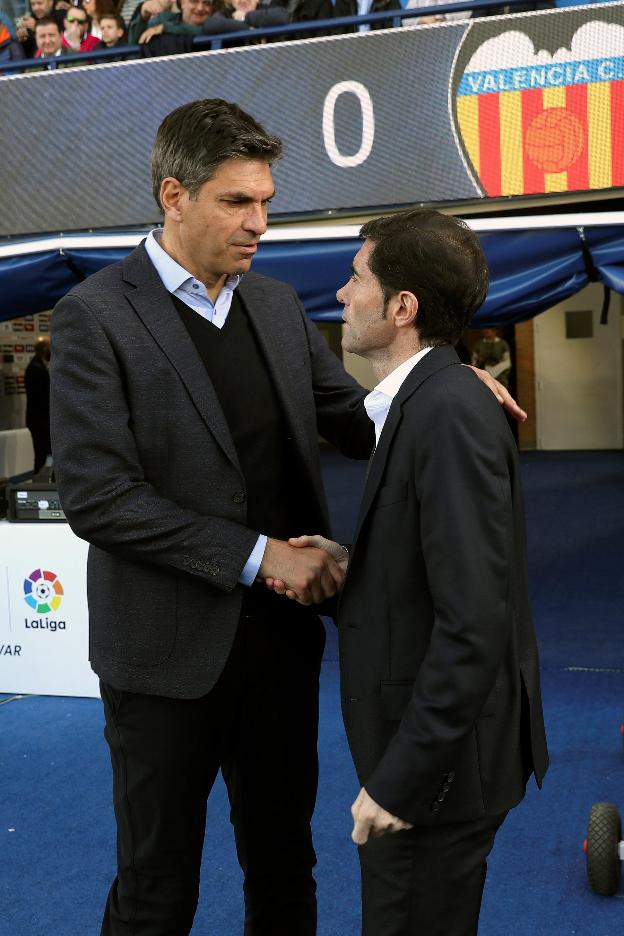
[199,0,289,39]
[0,12,25,66]
[82,0,119,38]
[99,11,127,44]
[284,0,332,31]
[128,0,212,44]
[471,327,512,388]
[403,0,470,24]
[62,4,102,50]
[15,0,65,57]
[34,15,70,60]
[333,0,400,33]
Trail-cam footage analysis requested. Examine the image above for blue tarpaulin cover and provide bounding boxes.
[1,225,622,325]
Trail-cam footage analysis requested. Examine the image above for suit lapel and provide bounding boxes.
[122,243,241,473]
[351,346,461,551]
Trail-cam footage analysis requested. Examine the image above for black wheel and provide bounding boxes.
[587,802,622,896]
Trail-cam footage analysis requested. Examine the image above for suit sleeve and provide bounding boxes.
[50,293,259,592]
[365,381,514,821]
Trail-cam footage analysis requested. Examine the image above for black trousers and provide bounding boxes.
[99,597,325,936]
[358,810,508,936]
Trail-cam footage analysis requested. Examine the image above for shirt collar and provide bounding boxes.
[373,346,433,402]
[363,347,433,446]
[144,228,241,297]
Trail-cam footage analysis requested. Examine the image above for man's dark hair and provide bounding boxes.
[360,209,489,346]
[35,14,61,29]
[151,99,283,210]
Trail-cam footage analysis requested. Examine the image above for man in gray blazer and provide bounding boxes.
[50,99,373,936]
[51,102,523,935]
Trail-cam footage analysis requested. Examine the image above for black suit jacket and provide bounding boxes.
[50,242,371,698]
[338,346,548,826]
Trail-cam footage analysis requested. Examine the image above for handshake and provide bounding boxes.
[258,534,349,605]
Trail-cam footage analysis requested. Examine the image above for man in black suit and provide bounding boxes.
[24,335,51,474]
[50,99,374,936]
[282,209,548,936]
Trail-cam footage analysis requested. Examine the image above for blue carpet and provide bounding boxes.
[1,451,623,936]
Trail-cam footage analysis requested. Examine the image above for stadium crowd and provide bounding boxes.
[0,0,555,69]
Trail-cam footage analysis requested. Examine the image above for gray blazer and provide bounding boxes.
[50,243,371,698]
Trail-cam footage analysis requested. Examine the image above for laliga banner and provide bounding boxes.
[0,523,99,698]
[0,2,623,236]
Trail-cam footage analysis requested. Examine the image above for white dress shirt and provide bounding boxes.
[144,229,266,586]
[364,347,432,447]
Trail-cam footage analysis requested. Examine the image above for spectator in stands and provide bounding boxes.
[128,0,212,45]
[478,0,553,13]
[403,0,469,24]
[82,0,119,39]
[0,11,25,67]
[15,0,64,57]
[62,3,102,51]
[198,0,289,40]
[34,14,70,59]
[24,336,52,475]
[284,0,332,32]
[333,0,400,33]
[99,11,127,44]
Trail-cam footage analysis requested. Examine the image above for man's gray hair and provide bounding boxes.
[151,99,283,210]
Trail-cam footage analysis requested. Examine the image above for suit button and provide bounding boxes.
[437,793,446,803]
[442,783,450,793]
[232,491,246,504]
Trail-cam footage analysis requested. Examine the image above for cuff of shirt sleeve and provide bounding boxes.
[239,534,268,587]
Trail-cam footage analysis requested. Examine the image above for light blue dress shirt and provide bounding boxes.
[145,230,267,586]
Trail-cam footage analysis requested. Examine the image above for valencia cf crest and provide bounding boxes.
[451,6,624,197]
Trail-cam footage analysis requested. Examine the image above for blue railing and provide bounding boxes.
[0,0,539,75]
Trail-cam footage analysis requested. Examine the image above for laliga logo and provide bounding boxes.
[23,568,64,613]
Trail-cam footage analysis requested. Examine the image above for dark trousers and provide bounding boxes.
[99,598,325,936]
[359,811,507,936]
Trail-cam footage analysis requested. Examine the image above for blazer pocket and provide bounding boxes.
[379,679,415,721]
[375,482,408,508]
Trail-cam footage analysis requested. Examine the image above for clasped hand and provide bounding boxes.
[259,534,348,605]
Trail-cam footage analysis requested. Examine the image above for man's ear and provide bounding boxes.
[160,177,187,223]
[392,291,419,330]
